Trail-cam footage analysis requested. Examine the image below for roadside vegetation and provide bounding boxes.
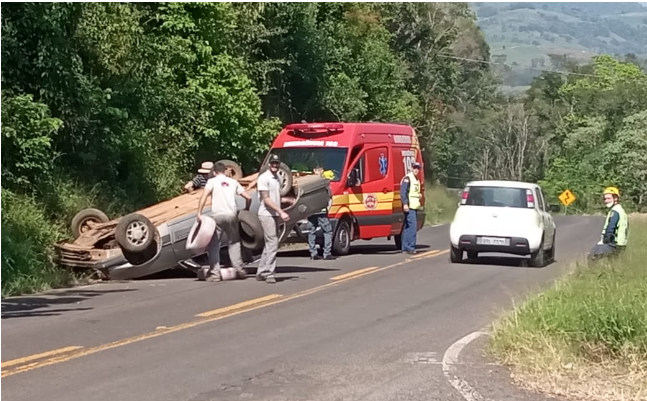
[489,215,647,401]
[2,3,646,297]
[425,185,459,225]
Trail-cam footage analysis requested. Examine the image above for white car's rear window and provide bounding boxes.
[464,186,529,208]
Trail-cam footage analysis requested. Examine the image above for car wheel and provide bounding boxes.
[260,162,293,197]
[394,234,402,251]
[215,159,244,180]
[238,210,265,250]
[115,213,156,254]
[450,246,463,263]
[71,208,109,238]
[546,237,556,264]
[467,251,478,260]
[529,238,546,267]
[332,219,351,256]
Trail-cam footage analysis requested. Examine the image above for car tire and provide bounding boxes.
[450,246,463,263]
[71,208,109,238]
[529,238,546,267]
[546,237,556,264]
[394,234,402,251]
[260,162,293,196]
[238,210,264,250]
[467,251,478,260]
[115,213,156,254]
[332,219,352,256]
[215,159,244,180]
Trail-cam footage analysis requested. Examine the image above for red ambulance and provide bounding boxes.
[261,122,426,255]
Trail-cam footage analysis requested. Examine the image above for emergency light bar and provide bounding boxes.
[285,123,344,136]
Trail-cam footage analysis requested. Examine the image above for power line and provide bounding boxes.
[437,54,602,78]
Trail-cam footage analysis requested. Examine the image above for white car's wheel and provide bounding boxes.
[529,238,546,267]
[450,246,463,263]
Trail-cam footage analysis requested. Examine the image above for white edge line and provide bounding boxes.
[442,331,489,401]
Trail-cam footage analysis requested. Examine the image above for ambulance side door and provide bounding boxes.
[391,146,409,235]
[347,145,393,238]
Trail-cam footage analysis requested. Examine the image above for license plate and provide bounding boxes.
[477,236,509,246]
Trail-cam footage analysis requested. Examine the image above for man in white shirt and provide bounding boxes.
[256,154,290,284]
[196,162,252,282]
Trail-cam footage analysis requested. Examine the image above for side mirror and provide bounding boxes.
[549,204,560,213]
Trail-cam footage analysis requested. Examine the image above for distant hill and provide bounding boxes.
[470,2,647,86]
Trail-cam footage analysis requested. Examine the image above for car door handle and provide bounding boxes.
[382,188,389,194]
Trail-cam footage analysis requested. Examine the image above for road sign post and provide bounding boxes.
[558,189,576,214]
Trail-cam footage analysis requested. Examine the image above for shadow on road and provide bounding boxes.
[278,243,431,258]
[1,288,137,319]
[460,255,555,268]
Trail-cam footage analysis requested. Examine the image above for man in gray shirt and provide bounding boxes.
[256,154,290,283]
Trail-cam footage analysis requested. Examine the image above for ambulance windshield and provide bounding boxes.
[269,147,348,182]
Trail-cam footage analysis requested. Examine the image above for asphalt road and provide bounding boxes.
[2,215,602,401]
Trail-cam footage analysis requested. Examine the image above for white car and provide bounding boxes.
[449,180,559,267]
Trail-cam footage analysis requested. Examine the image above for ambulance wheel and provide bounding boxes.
[394,234,402,251]
[215,159,243,180]
[332,219,352,256]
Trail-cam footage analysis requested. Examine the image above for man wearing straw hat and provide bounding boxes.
[184,161,213,193]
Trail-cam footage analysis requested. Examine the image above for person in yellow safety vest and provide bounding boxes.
[588,186,629,261]
[307,165,336,261]
[399,161,422,254]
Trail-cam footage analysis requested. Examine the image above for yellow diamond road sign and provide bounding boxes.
[558,189,576,206]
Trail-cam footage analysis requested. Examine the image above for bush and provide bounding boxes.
[1,189,74,297]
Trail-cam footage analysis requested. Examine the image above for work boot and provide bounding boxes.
[323,255,336,260]
[207,275,222,282]
[265,275,276,284]
[310,255,322,260]
[255,274,266,282]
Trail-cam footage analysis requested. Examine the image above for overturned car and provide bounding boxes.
[54,161,331,280]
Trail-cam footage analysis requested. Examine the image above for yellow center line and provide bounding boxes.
[330,267,379,281]
[408,249,441,259]
[2,248,448,378]
[196,294,283,317]
[1,346,83,369]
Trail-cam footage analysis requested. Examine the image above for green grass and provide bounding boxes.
[424,185,459,225]
[1,189,78,297]
[489,215,647,401]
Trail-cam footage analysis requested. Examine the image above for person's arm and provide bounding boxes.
[236,182,252,211]
[603,210,620,244]
[400,177,410,212]
[184,180,195,192]
[196,182,213,221]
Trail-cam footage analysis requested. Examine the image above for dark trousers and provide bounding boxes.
[307,214,332,257]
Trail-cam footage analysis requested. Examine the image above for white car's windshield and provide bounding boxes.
[268,147,348,182]
[465,186,529,208]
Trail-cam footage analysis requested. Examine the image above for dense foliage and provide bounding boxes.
[1,2,494,295]
[1,2,645,295]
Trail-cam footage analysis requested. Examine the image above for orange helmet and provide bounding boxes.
[603,186,620,197]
